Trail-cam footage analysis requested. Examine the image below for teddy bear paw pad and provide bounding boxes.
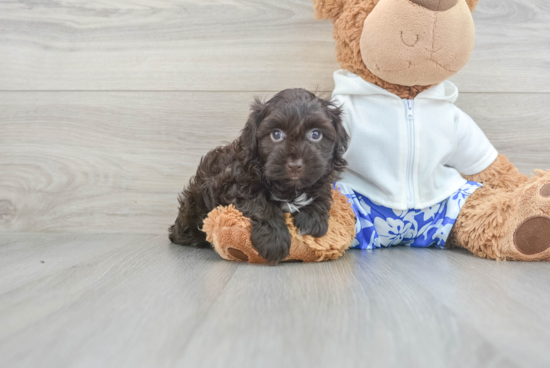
[227,248,249,262]
[500,172,550,260]
[540,184,550,198]
[514,216,550,255]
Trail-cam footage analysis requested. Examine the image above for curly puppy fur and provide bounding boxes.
[312,0,479,99]
[169,89,349,263]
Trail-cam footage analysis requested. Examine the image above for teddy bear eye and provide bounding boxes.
[309,129,323,142]
[271,129,285,142]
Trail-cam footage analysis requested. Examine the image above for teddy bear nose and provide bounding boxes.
[409,0,458,11]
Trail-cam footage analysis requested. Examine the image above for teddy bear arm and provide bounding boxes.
[462,153,528,191]
[203,189,356,264]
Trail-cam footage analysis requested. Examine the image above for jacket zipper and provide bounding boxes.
[404,99,415,209]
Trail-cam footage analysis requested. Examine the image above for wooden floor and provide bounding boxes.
[1,234,550,368]
[2,0,550,366]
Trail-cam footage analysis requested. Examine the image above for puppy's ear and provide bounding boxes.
[324,100,348,172]
[241,98,268,159]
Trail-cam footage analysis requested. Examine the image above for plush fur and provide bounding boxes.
[463,154,528,190]
[169,89,349,263]
[448,169,550,261]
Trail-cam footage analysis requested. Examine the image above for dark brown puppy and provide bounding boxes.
[169,89,349,263]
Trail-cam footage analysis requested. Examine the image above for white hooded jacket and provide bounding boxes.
[332,69,498,210]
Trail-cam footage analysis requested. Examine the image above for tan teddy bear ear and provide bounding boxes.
[312,0,346,20]
[465,0,480,11]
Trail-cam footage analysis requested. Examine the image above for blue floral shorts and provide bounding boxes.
[335,182,482,250]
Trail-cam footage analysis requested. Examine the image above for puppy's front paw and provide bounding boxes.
[293,211,329,238]
[251,222,291,263]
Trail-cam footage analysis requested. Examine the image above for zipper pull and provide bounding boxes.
[406,100,414,120]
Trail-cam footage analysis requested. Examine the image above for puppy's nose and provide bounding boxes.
[287,159,303,173]
[409,0,458,11]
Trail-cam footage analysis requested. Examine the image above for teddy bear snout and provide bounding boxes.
[360,0,475,86]
[409,0,458,12]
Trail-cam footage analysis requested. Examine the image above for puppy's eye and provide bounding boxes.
[308,130,323,142]
[271,129,285,142]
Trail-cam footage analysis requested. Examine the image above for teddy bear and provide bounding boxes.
[202,0,550,263]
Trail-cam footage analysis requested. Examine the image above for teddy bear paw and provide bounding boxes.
[505,173,550,260]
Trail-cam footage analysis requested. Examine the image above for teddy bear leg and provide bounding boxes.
[449,171,550,261]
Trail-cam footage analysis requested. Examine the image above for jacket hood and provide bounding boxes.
[332,69,459,103]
